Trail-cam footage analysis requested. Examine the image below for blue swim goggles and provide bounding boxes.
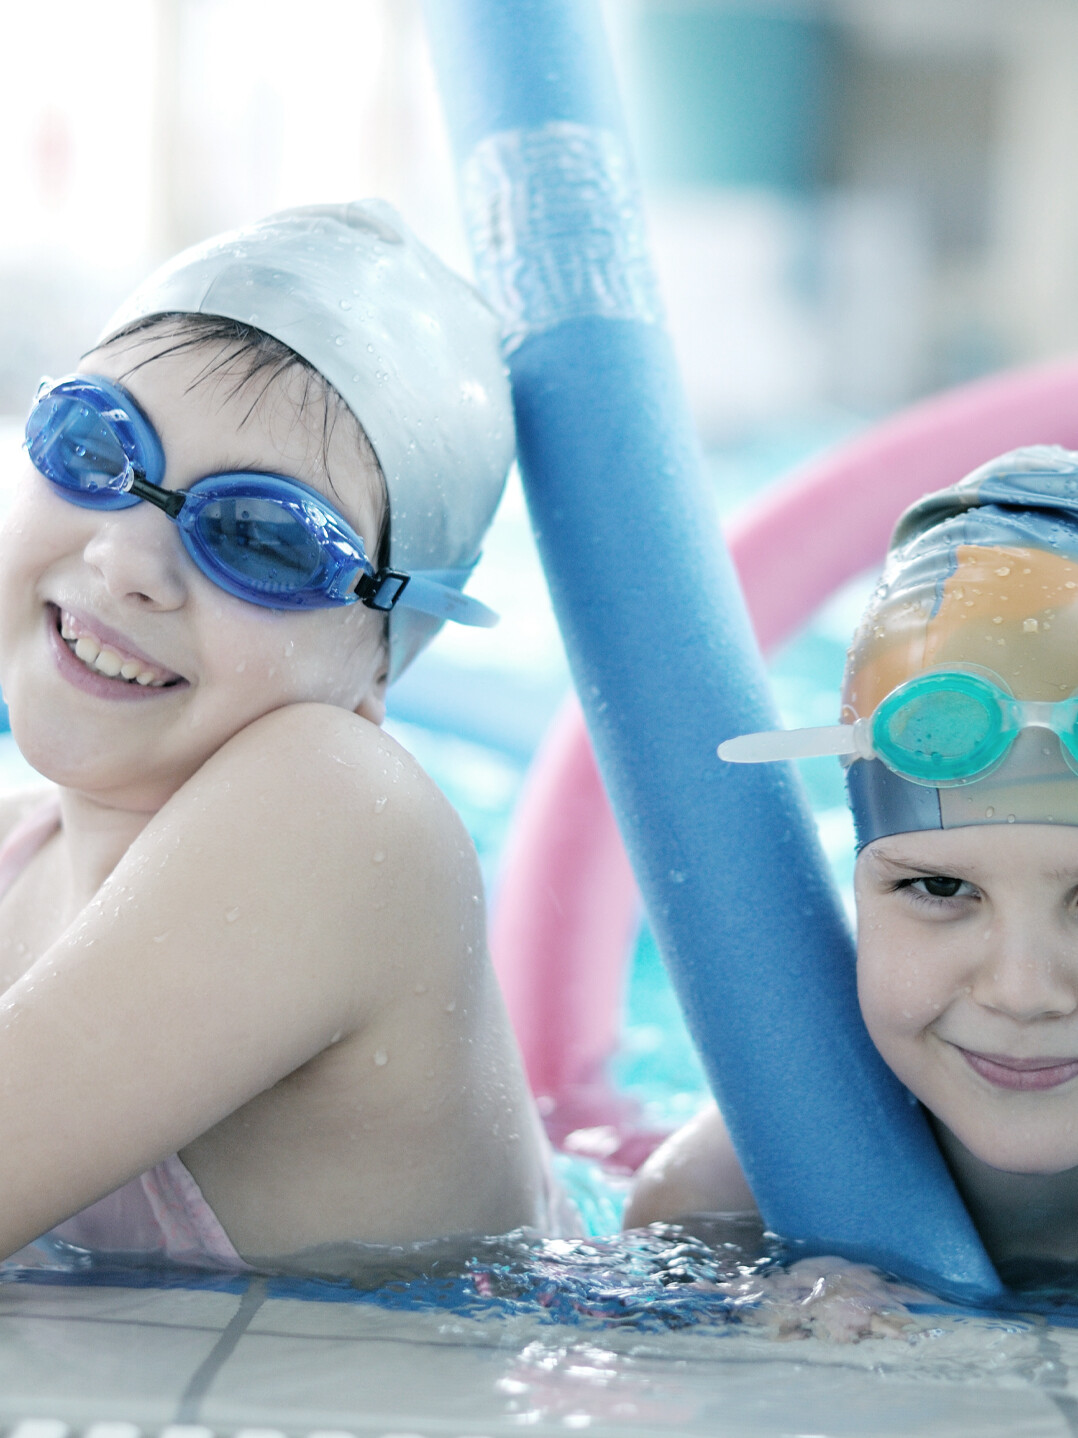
[719,668,1078,787]
[24,374,497,624]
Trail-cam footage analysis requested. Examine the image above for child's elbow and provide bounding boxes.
[624,1100,758,1229]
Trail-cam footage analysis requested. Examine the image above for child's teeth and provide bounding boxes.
[62,613,169,686]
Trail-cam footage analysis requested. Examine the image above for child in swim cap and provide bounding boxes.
[628,447,1078,1285]
[0,201,569,1268]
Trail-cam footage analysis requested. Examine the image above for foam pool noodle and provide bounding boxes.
[423,0,1001,1299]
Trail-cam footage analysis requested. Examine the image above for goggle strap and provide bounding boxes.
[355,566,499,629]
[719,723,865,764]
[396,571,499,628]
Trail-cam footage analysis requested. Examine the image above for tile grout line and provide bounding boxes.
[173,1277,269,1425]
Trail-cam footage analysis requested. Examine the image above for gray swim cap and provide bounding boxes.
[99,200,515,680]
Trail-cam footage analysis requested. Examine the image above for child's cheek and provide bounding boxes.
[857,931,949,1061]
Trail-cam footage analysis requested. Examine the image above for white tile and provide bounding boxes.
[200,1317,1076,1438]
[8,1423,70,1438]
[245,1297,505,1346]
[0,1316,226,1429]
[0,1283,241,1331]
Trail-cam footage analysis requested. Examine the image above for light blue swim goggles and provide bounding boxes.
[719,668,1078,787]
[24,374,497,624]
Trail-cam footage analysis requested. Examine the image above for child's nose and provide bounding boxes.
[81,503,187,609]
[970,929,1078,1022]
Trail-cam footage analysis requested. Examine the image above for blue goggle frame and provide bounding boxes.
[24,375,497,624]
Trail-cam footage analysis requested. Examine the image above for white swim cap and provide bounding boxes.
[99,200,515,679]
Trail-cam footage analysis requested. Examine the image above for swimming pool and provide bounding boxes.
[3,434,1075,1438]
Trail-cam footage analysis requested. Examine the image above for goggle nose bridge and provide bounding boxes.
[1019,700,1065,731]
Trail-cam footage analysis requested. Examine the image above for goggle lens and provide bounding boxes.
[189,495,327,598]
[873,673,1012,785]
[26,393,131,496]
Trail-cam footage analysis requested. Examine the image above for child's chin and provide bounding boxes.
[960,1129,1078,1177]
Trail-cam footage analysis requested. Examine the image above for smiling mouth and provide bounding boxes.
[50,605,184,688]
[957,1047,1078,1092]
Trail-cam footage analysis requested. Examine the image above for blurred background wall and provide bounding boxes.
[1,0,1077,442]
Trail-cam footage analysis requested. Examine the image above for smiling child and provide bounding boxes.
[0,200,565,1269]
[628,447,1078,1276]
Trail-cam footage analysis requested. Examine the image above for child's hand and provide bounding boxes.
[703,1256,920,1343]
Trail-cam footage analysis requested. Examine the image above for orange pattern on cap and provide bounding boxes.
[842,543,1078,723]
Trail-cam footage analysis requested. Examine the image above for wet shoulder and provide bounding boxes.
[206,702,461,840]
[181,703,480,975]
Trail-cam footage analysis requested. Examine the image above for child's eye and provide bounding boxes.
[899,874,975,904]
[919,876,963,898]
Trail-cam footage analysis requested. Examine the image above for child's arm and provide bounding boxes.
[624,1100,757,1227]
[0,702,475,1257]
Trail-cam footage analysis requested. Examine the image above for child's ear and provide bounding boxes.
[355,657,388,726]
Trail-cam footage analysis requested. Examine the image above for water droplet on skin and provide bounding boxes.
[992,615,1003,624]
[339,299,352,310]
[372,849,386,865]
[985,806,995,817]
[225,906,240,923]
[373,1049,388,1066]
[374,796,387,813]
[153,932,170,944]
[669,870,685,884]
[1023,618,1039,632]
[329,1030,342,1044]
[995,566,1011,577]
[1007,814,1016,823]
[334,336,345,346]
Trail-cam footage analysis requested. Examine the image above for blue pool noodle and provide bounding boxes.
[424,0,1001,1300]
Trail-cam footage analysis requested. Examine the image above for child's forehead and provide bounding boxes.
[82,335,382,529]
[860,821,1078,879]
